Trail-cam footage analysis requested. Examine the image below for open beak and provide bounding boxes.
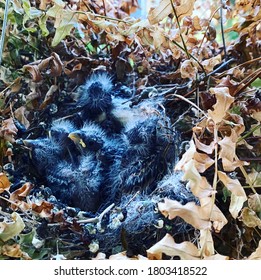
[68,132,86,149]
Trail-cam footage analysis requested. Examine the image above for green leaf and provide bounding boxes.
[39,14,49,37]
[251,78,261,88]
[52,24,75,47]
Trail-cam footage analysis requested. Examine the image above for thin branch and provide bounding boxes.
[220,1,227,60]
[198,5,221,53]
[170,0,190,59]
[102,0,107,16]
[0,0,10,66]
[216,57,261,78]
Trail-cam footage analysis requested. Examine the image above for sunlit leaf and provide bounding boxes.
[207,87,234,124]
[147,233,200,260]
[218,171,247,218]
[148,0,196,25]
[239,207,261,229]
[0,213,25,242]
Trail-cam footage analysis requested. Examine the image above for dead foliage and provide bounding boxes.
[0,0,260,260]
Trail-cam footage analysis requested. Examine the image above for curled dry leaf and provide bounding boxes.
[221,157,249,172]
[151,28,166,50]
[193,137,215,154]
[182,159,214,198]
[39,85,58,110]
[193,152,215,173]
[14,106,30,129]
[180,59,198,79]
[218,171,247,218]
[218,76,239,96]
[238,207,261,229]
[207,87,234,124]
[219,113,245,137]
[248,193,261,213]
[9,182,34,210]
[158,198,212,230]
[175,140,196,171]
[202,55,221,73]
[0,172,11,193]
[218,134,236,162]
[23,65,43,82]
[31,200,54,218]
[1,243,31,259]
[200,229,214,257]
[0,212,25,242]
[148,0,195,25]
[147,233,200,260]
[198,197,228,233]
[50,52,63,77]
[0,118,18,143]
[37,56,53,72]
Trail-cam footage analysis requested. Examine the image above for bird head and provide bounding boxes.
[68,131,104,153]
[49,119,76,143]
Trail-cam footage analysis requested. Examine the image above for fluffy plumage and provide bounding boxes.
[23,138,62,174]
[47,154,104,212]
[110,116,176,196]
[49,119,79,164]
[76,73,113,120]
[93,175,196,255]
[68,122,107,155]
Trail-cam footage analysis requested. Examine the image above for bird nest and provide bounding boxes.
[5,73,196,258]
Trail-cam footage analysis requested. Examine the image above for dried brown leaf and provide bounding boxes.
[194,137,215,154]
[200,229,214,257]
[147,233,200,260]
[0,172,11,194]
[194,152,215,173]
[180,59,198,79]
[238,207,261,229]
[202,55,221,73]
[10,182,33,207]
[50,52,63,77]
[218,135,236,162]
[32,200,54,218]
[182,159,214,198]
[248,193,261,212]
[14,106,30,129]
[207,87,234,124]
[175,140,196,171]
[1,244,32,259]
[199,197,228,233]
[158,198,212,230]
[39,85,58,110]
[23,65,42,82]
[0,118,18,143]
[148,0,196,25]
[151,28,166,50]
[218,171,247,218]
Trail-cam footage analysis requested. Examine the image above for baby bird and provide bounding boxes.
[47,154,104,212]
[23,138,62,176]
[110,116,176,196]
[48,119,79,164]
[68,122,107,155]
[76,73,113,121]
